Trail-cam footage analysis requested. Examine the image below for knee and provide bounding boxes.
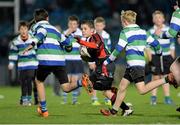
[61,86,71,93]
[138,89,146,95]
[63,89,71,93]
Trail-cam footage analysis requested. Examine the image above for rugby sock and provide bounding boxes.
[77,80,82,87]
[72,90,78,104]
[110,108,118,115]
[92,95,98,102]
[40,101,47,112]
[164,77,168,84]
[27,96,32,102]
[164,96,172,104]
[110,94,116,104]
[62,92,67,103]
[110,94,129,110]
[120,102,129,110]
[22,96,27,103]
[104,97,110,103]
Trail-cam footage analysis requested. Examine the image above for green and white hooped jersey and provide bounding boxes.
[149,25,175,56]
[104,24,161,67]
[8,34,38,70]
[63,28,82,61]
[31,21,73,66]
[163,8,180,38]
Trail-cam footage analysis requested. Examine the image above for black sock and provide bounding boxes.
[110,94,129,110]
[120,102,129,110]
[110,108,118,115]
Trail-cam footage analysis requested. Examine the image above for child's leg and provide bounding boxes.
[91,90,100,105]
[33,80,38,105]
[112,78,130,111]
[162,83,172,104]
[19,71,28,105]
[150,75,160,105]
[71,75,80,104]
[62,92,67,104]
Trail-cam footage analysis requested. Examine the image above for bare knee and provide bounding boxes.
[138,89,146,95]
[61,84,73,93]
[63,89,71,93]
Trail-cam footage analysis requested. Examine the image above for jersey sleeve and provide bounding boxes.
[8,41,18,63]
[162,10,180,38]
[146,32,162,55]
[34,27,47,44]
[104,32,127,65]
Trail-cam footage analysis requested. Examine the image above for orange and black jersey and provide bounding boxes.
[78,33,109,60]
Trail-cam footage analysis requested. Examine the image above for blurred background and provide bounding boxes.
[0,0,179,85]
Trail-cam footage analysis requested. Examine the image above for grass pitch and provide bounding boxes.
[0,85,179,124]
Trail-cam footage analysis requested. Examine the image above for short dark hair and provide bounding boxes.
[81,20,94,29]
[33,8,48,22]
[68,15,79,23]
[18,21,29,30]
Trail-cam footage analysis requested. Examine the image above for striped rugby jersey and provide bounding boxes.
[8,34,38,70]
[163,8,180,38]
[63,28,82,61]
[98,30,111,52]
[31,20,73,66]
[104,24,161,67]
[149,25,175,56]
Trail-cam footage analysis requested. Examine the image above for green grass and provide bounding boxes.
[0,85,180,124]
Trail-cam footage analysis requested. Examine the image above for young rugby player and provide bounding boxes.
[148,10,175,105]
[62,15,83,105]
[100,10,178,116]
[75,20,133,116]
[8,21,38,106]
[23,8,82,117]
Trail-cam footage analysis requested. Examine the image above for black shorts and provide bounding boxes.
[89,62,115,90]
[19,69,36,83]
[66,60,84,74]
[151,55,174,75]
[36,65,68,84]
[124,66,145,83]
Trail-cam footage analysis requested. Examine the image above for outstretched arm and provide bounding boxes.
[104,32,127,65]
[75,37,98,49]
[161,9,180,38]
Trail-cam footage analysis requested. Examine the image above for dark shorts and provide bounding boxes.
[66,60,84,74]
[36,65,68,84]
[124,66,145,83]
[90,62,115,90]
[151,55,174,75]
[19,69,36,83]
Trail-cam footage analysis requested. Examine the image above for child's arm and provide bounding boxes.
[146,32,162,55]
[23,27,47,54]
[103,32,127,65]
[161,10,180,38]
[75,37,98,49]
[8,41,18,69]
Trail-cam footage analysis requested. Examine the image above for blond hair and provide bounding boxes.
[152,10,165,19]
[121,10,137,24]
[94,17,105,24]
